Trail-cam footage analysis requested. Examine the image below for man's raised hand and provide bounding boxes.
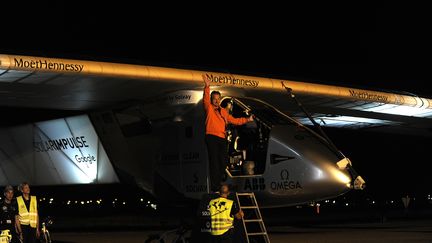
[202,74,211,86]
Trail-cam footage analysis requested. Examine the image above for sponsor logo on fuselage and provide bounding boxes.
[270,169,302,191]
[348,89,388,103]
[167,94,191,102]
[205,74,259,88]
[186,184,207,192]
[34,135,96,167]
[34,136,89,152]
[186,170,207,192]
[182,152,199,161]
[14,58,84,73]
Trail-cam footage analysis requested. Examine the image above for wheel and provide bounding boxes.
[44,231,52,243]
[39,231,51,243]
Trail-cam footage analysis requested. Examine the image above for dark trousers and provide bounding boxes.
[210,229,234,243]
[11,232,20,243]
[205,134,228,191]
[21,225,37,243]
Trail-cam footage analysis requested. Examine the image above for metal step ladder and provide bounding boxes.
[236,192,270,243]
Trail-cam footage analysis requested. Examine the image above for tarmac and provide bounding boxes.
[52,219,432,243]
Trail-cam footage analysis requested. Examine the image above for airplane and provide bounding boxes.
[0,54,431,208]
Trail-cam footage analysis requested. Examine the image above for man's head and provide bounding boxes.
[210,91,221,107]
[4,185,14,201]
[19,182,30,195]
[219,183,230,197]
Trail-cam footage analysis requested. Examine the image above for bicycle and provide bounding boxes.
[145,226,191,243]
[39,217,53,243]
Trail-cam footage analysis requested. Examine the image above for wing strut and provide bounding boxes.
[281,82,342,155]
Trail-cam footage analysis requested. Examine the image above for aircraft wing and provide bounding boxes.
[1,54,431,136]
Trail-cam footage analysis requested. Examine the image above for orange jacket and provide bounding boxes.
[203,85,248,138]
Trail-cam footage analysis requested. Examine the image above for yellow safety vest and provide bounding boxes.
[209,197,234,235]
[16,196,38,228]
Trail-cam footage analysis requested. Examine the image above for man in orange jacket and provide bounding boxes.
[202,74,254,192]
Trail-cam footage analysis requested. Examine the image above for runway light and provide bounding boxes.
[140,198,144,202]
[123,202,126,205]
[332,200,336,204]
[345,203,349,206]
[372,201,375,204]
[81,201,84,205]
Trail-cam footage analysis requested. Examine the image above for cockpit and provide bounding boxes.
[221,97,301,176]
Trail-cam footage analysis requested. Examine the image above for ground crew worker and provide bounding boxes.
[17,182,39,243]
[208,184,244,243]
[0,185,21,243]
[202,74,254,191]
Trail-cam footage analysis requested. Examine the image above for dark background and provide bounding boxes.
[1,4,431,223]
[2,4,431,97]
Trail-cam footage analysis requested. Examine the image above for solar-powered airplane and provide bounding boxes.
[0,54,431,207]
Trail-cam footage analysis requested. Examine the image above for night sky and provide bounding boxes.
[1,5,431,202]
[2,5,430,95]
[3,5,430,95]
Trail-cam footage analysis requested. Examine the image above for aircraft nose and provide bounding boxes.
[311,157,366,200]
[310,160,353,196]
[327,164,352,189]
[335,157,366,190]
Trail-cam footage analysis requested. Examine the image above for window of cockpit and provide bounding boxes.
[235,98,296,126]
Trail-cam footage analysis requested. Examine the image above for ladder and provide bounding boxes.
[236,192,270,243]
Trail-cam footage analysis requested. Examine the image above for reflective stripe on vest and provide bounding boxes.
[17,196,38,228]
[209,197,234,235]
